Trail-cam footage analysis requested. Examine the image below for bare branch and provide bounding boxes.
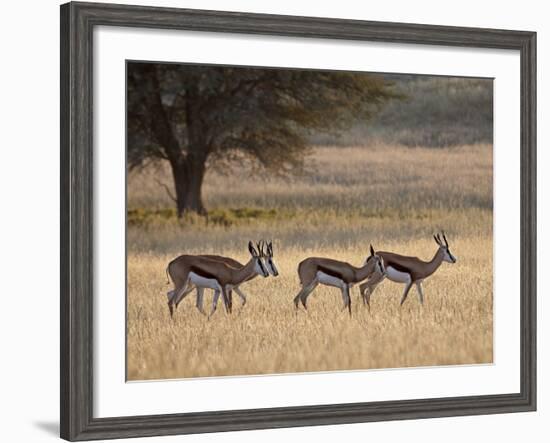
[154,178,177,203]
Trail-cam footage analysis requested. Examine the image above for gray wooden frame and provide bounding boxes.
[60,1,536,441]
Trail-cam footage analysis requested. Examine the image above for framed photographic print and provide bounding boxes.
[60,1,536,441]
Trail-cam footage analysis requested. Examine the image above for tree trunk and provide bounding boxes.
[171,81,208,217]
[143,66,209,217]
[170,157,207,217]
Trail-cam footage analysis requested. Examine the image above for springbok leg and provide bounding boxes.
[359,272,385,309]
[415,282,425,305]
[293,280,312,308]
[233,287,247,306]
[195,287,207,316]
[168,279,192,318]
[340,284,352,317]
[297,280,319,310]
[399,280,414,306]
[174,285,194,309]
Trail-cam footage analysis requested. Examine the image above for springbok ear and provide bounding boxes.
[370,244,375,256]
[268,241,273,255]
[248,241,257,256]
[256,241,264,257]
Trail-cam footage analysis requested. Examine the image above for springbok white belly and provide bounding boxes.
[316,271,346,289]
[385,266,411,283]
[188,272,222,291]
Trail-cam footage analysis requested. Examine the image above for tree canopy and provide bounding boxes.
[127,62,398,215]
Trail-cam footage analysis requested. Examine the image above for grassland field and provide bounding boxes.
[127,143,493,380]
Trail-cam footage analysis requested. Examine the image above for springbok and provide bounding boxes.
[293,245,385,316]
[166,241,270,317]
[167,241,278,316]
[359,232,457,308]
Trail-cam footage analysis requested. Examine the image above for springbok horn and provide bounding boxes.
[434,235,440,245]
[261,240,266,257]
[442,231,449,247]
[257,240,264,257]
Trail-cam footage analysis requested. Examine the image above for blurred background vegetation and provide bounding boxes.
[312,74,493,147]
[127,63,493,219]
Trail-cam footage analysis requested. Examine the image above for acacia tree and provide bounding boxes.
[127,62,397,216]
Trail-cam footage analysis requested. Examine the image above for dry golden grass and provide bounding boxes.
[127,144,493,380]
[129,144,492,214]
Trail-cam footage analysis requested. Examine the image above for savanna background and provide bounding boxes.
[127,64,493,381]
